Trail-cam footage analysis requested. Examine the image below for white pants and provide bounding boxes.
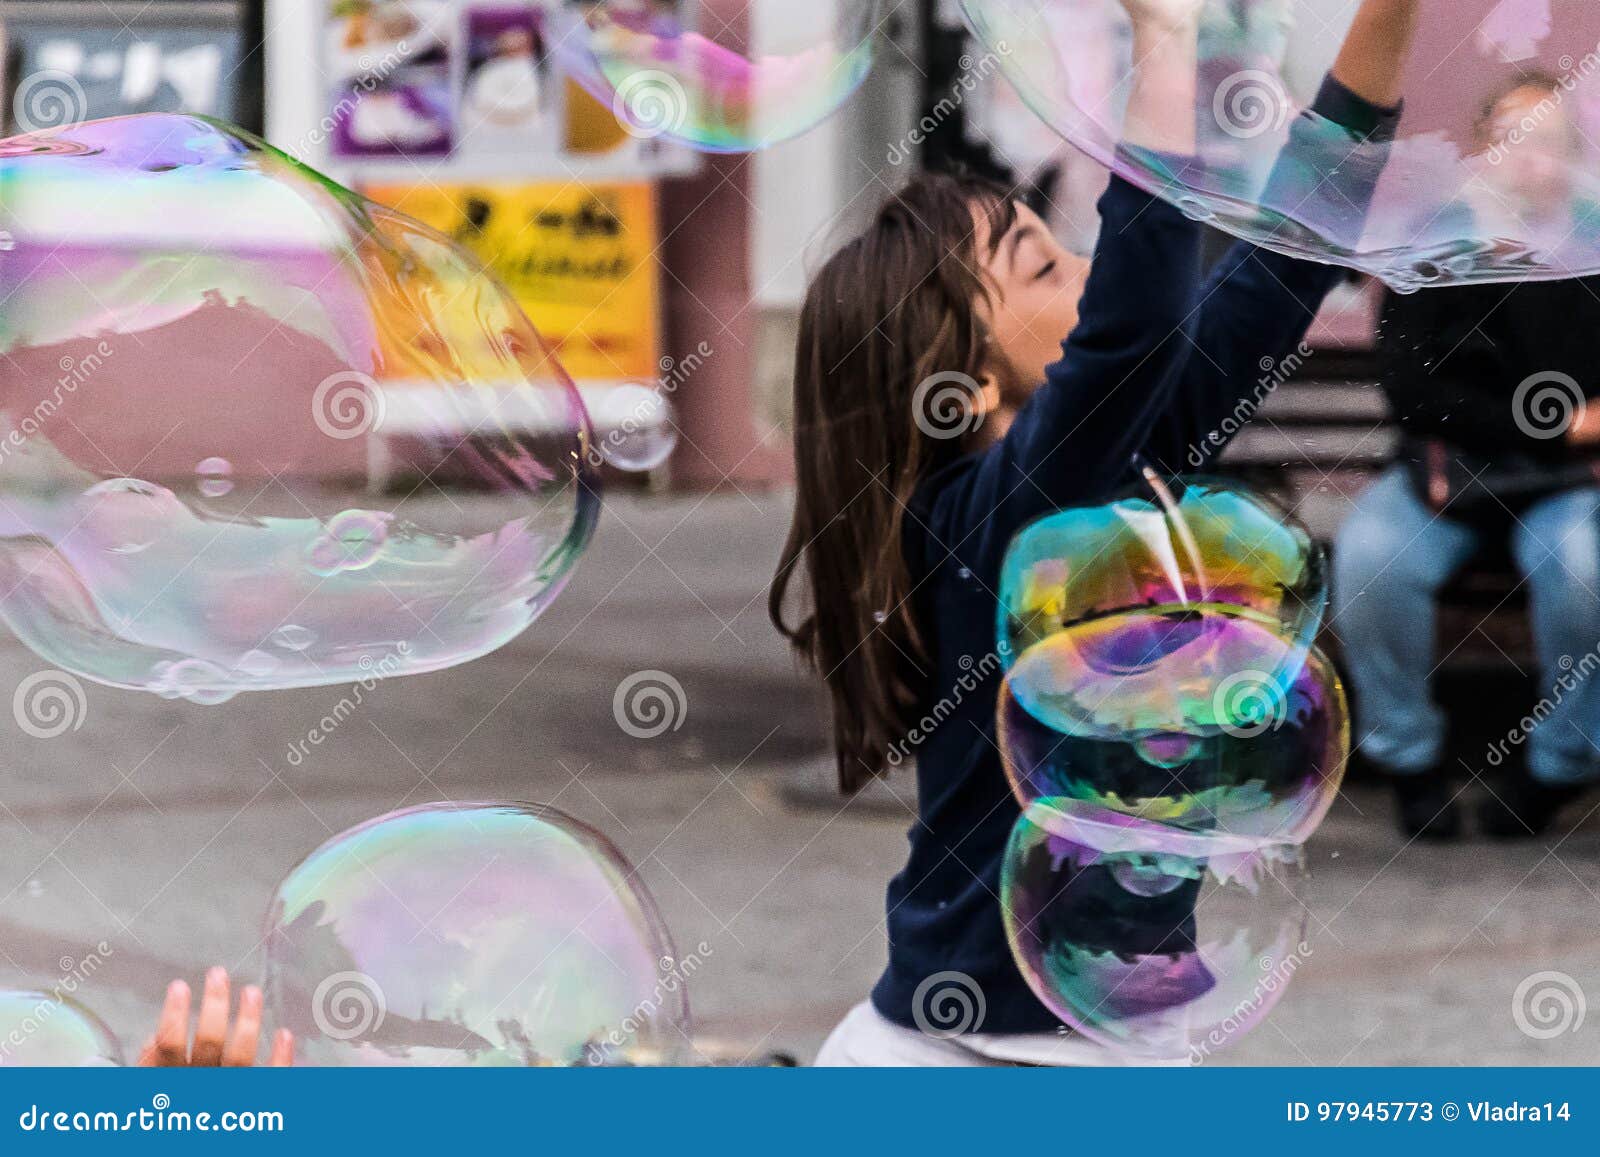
[813,1001,1174,1067]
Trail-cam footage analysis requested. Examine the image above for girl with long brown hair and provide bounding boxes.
[772,0,1421,1065]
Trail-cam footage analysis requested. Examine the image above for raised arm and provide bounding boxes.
[1141,0,1419,475]
[927,2,1208,562]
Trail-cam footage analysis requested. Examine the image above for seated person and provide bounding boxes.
[1334,251,1600,838]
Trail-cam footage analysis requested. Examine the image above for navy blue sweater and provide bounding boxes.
[871,78,1399,1035]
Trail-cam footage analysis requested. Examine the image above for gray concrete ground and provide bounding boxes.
[1,489,1598,1065]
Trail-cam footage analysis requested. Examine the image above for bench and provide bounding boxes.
[1213,280,1532,672]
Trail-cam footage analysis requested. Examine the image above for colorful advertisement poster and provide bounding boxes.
[364,180,661,382]
[316,1,696,175]
[458,5,557,153]
[325,0,457,156]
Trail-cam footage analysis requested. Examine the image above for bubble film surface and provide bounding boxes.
[998,476,1324,674]
[0,991,123,1066]
[1000,611,1348,842]
[962,0,1600,286]
[556,1,880,152]
[264,802,685,1066]
[1002,798,1310,1060]
[0,115,599,701]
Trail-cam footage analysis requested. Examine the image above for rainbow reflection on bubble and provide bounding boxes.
[0,991,123,1066]
[1002,797,1310,1061]
[999,608,1348,842]
[556,1,880,153]
[263,802,685,1067]
[998,476,1325,678]
[0,114,599,702]
[961,0,1600,287]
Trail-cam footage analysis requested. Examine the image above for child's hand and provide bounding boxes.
[137,967,295,1067]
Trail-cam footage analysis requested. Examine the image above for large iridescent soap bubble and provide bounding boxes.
[999,612,1348,842]
[555,1,880,152]
[0,114,598,703]
[264,802,686,1066]
[962,0,1600,287]
[998,474,1325,680]
[0,990,123,1066]
[1003,797,1311,1061]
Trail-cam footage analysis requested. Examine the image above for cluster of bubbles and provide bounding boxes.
[995,473,1347,1060]
[0,114,600,702]
[553,1,881,153]
[958,0,1600,288]
[0,802,687,1067]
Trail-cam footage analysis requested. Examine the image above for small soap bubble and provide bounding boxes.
[556,1,880,153]
[595,383,678,472]
[194,456,234,498]
[305,510,391,577]
[271,624,318,652]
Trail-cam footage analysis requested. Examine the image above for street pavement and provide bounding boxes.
[1,490,1597,1065]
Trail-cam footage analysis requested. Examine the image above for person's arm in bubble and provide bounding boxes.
[931,2,1209,554]
[138,967,294,1067]
[1142,0,1421,476]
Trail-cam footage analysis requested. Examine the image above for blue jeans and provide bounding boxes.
[1332,467,1600,786]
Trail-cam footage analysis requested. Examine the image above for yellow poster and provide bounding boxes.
[363,181,660,382]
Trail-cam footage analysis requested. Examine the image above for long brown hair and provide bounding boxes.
[769,172,1017,793]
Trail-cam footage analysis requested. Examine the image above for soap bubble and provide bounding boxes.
[264,802,687,1066]
[555,1,880,152]
[0,990,123,1066]
[961,0,1600,286]
[0,114,599,701]
[998,475,1325,678]
[1003,797,1311,1060]
[591,382,679,472]
[999,612,1348,842]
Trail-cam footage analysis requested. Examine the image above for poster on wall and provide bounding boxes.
[316,0,696,177]
[363,180,662,382]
